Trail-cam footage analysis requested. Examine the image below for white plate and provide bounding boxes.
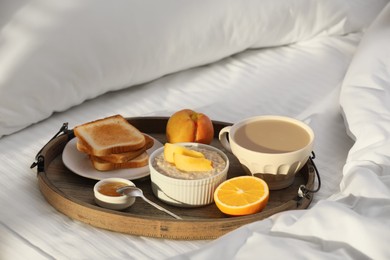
[62,135,163,180]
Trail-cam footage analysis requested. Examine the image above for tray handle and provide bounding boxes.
[30,123,74,172]
[297,152,321,201]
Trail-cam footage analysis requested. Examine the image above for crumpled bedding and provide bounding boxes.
[1,1,390,259]
[172,4,390,260]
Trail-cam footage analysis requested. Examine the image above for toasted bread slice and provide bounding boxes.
[98,135,154,163]
[90,152,149,171]
[74,115,145,156]
[77,134,154,163]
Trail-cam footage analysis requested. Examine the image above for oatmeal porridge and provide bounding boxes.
[153,147,226,180]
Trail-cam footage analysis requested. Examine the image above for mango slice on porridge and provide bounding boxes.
[164,143,204,163]
[173,153,213,172]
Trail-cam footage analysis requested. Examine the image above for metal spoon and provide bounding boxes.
[117,186,182,220]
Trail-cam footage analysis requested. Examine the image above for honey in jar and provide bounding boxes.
[98,182,129,197]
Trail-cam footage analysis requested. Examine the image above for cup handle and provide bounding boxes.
[219,126,232,153]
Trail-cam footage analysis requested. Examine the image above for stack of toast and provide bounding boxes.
[74,115,154,171]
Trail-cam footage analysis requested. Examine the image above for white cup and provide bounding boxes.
[219,115,314,190]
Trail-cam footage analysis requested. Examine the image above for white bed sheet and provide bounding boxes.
[173,4,390,260]
[1,1,389,260]
[0,33,358,259]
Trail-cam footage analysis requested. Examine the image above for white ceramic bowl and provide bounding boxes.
[149,143,229,207]
[93,178,136,210]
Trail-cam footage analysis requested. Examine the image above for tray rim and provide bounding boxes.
[35,116,314,240]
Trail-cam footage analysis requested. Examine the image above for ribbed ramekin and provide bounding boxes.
[149,143,229,207]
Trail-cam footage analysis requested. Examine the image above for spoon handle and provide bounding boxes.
[141,196,182,220]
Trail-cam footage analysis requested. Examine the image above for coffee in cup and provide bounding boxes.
[219,115,314,190]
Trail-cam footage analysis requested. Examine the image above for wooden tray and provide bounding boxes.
[35,117,315,240]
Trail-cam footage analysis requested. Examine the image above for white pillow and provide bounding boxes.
[0,0,383,137]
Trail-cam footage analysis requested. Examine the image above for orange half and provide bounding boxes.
[214,176,269,216]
